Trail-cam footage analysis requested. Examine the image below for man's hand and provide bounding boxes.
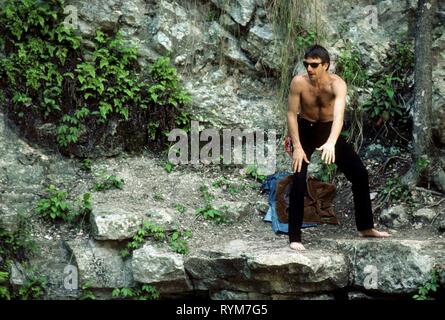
[292,147,310,173]
[316,142,336,165]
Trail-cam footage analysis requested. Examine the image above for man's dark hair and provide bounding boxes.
[304,45,330,70]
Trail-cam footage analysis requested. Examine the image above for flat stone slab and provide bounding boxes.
[185,239,349,294]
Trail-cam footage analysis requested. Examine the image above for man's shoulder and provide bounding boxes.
[290,74,308,90]
[330,74,347,86]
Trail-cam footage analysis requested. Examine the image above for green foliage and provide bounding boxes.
[174,203,186,214]
[195,204,226,223]
[112,284,160,300]
[0,266,47,300]
[120,222,192,258]
[295,28,318,51]
[377,177,412,206]
[316,163,337,183]
[0,271,11,300]
[169,229,192,255]
[416,155,431,174]
[0,220,35,261]
[78,192,92,217]
[92,175,124,192]
[244,164,266,183]
[336,41,368,87]
[362,39,413,125]
[212,176,247,195]
[0,0,191,152]
[413,266,444,300]
[79,282,96,300]
[35,185,91,222]
[164,161,174,173]
[17,272,47,300]
[362,75,407,122]
[153,192,165,202]
[195,185,227,223]
[80,159,93,172]
[35,184,73,221]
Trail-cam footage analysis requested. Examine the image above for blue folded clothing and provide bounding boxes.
[261,172,318,234]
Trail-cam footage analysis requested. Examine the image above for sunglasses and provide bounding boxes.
[303,61,323,69]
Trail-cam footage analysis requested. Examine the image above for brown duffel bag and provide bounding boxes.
[275,175,339,225]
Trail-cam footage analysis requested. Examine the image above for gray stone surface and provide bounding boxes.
[66,240,134,288]
[131,244,192,293]
[412,208,437,224]
[185,239,349,295]
[211,0,256,26]
[90,206,145,240]
[331,239,445,294]
[379,205,410,228]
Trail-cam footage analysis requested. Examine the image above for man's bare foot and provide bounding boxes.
[359,228,391,238]
[289,242,306,250]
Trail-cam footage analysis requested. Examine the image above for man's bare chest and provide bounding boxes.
[301,89,335,109]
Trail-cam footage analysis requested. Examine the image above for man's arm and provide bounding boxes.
[316,78,347,164]
[327,79,347,145]
[287,76,302,149]
[287,76,310,172]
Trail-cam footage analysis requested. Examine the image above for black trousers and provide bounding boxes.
[289,116,374,242]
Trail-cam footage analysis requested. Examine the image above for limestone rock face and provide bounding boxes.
[131,244,192,293]
[330,239,445,294]
[66,240,134,288]
[185,239,349,295]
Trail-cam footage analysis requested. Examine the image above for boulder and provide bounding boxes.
[412,208,436,224]
[90,206,145,241]
[66,240,134,289]
[379,205,410,228]
[131,244,192,293]
[331,239,445,294]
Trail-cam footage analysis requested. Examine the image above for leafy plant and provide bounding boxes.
[244,164,267,183]
[169,229,192,255]
[0,271,11,300]
[164,161,174,173]
[0,219,36,261]
[112,284,160,300]
[377,177,412,207]
[362,74,407,123]
[153,192,165,202]
[174,203,186,214]
[0,0,191,154]
[18,273,47,300]
[79,282,96,300]
[195,185,227,223]
[362,39,413,127]
[36,185,91,223]
[317,163,338,183]
[336,41,368,87]
[92,175,124,192]
[295,28,318,51]
[413,266,444,300]
[212,176,246,195]
[80,159,93,172]
[35,185,73,221]
[120,222,191,257]
[416,155,431,174]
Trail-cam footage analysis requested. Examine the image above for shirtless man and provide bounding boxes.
[287,45,390,251]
